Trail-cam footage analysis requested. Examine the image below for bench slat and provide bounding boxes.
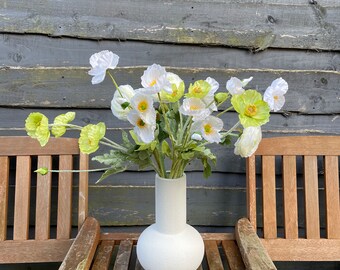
[91,240,115,270]
[13,156,31,240]
[325,156,340,239]
[113,240,133,270]
[35,155,52,240]
[0,157,9,241]
[222,240,245,270]
[57,155,73,239]
[283,156,298,239]
[205,240,224,270]
[262,156,277,239]
[304,155,320,239]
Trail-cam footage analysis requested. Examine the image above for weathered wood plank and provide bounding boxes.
[2,34,340,71]
[113,240,133,270]
[1,0,340,50]
[0,67,339,114]
[1,108,339,136]
[91,240,115,270]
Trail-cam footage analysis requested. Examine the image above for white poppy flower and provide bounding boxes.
[88,50,119,84]
[234,126,262,157]
[226,76,253,95]
[179,98,211,121]
[127,110,156,144]
[203,77,219,111]
[141,64,172,94]
[130,92,156,123]
[111,85,135,121]
[191,133,203,141]
[191,116,223,143]
[264,78,289,112]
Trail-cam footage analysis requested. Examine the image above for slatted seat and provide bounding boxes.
[0,136,100,269]
[235,136,340,269]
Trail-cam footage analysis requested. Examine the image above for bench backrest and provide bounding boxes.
[0,136,89,263]
[246,136,340,261]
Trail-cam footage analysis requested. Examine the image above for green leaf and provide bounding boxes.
[95,166,127,184]
[181,151,195,160]
[121,102,130,109]
[122,130,133,148]
[203,159,212,178]
[161,140,171,157]
[92,150,126,166]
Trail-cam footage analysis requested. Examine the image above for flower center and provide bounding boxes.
[149,80,157,87]
[137,118,146,128]
[138,101,148,112]
[204,124,212,134]
[190,105,199,110]
[274,95,279,101]
[245,104,257,117]
[193,86,202,94]
[172,90,178,97]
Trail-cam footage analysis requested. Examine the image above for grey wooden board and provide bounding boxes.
[5,184,334,227]
[1,67,339,114]
[2,0,340,50]
[1,108,339,134]
[1,34,340,71]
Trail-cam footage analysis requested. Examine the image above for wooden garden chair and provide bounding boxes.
[235,136,340,269]
[0,136,100,269]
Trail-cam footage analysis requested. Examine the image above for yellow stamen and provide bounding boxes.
[274,95,279,101]
[149,80,157,87]
[190,105,199,110]
[204,124,212,134]
[137,118,146,128]
[193,86,202,93]
[245,105,257,117]
[138,101,148,112]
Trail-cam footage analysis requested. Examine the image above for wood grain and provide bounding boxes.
[0,67,339,114]
[262,156,277,239]
[205,240,224,270]
[283,156,298,239]
[2,0,340,50]
[57,155,73,240]
[91,240,115,270]
[35,155,52,240]
[113,240,133,270]
[304,155,320,239]
[324,155,340,238]
[221,240,245,270]
[0,156,9,241]
[13,156,31,240]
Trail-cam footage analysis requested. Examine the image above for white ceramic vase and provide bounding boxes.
[136,174,204,270]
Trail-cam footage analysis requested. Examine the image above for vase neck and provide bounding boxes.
[155,174,187,234]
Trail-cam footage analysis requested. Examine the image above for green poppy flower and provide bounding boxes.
[25,112,50,146]
[186,80,211,99]
[231,90,270,127]
[52,112,76,137]
[79,122,106,154]
[160,81,185,103]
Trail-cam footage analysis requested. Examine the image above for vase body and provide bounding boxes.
[136,174,204,270]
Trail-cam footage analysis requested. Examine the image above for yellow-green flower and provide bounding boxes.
[79,122,106,154]
[160,81,185,103]
[52,112,76,137]
[25,112,50,146]
[231,90,270,127]
[214,92,229,104]
[186,80,211,99]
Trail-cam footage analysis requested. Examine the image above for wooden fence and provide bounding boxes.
[0,0,339,229]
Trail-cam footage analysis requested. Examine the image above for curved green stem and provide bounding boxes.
[216,105,234,117]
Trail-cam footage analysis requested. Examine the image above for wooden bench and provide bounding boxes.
[235,136,340,269]
[0,136,100,269]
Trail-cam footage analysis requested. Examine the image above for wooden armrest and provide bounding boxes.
[59,217,100,270]
[235,218,276,270]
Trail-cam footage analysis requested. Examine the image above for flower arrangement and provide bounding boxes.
[25,50,288,181]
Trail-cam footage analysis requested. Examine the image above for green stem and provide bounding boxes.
[99,141,127,152]
[102,136,128,152]
[216,105,234,117]
[107,71,123,97]
[44,167,112,174]
[153,147,166,178]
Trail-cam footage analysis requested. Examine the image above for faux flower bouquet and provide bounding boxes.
[25,50,288,181]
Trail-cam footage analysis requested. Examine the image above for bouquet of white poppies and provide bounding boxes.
[25,50,288,181]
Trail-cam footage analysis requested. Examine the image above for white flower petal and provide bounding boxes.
[241,76,253,87]
[271,78,288,94]
[226,77,245,95]
[234,126,262,157]
[88,50,119,84]
[91,73,106,85]
[205,77,219,95]
[141,64,169,94]
[191,133,203,141]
